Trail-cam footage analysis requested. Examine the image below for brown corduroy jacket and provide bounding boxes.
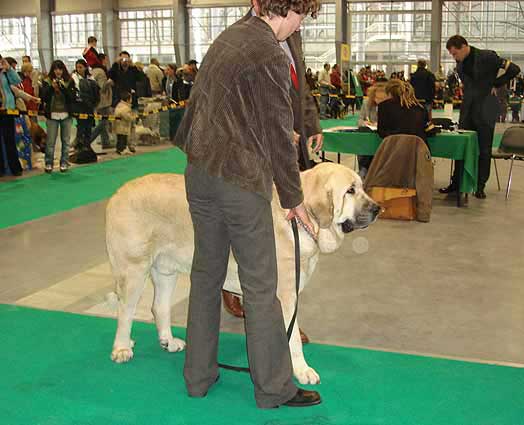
[174,16,303,209]
[238,10,321,169]
[364,134,434,222]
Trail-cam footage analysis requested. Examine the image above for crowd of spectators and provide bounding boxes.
[0,36,199,177]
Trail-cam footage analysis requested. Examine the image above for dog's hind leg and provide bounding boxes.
[151,267,186,353]
[111,263,149,363]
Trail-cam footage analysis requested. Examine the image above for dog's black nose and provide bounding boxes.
[371,204,381,216]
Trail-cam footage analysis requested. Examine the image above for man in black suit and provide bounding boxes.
[410,59,436,119]
[221,0,324,330]
[440,35,520,199]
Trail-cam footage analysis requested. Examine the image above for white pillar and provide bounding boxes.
[430,0,443,72]
[36,0,53,73]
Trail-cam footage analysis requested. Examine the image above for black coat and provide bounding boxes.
[378,98,429,143]
[40,78,77,119]
[410,68,435,104]
[108,63,141,107]
[457,46,521,127]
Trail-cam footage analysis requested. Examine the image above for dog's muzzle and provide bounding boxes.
[341,204,381,233]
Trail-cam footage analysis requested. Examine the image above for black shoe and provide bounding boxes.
[281,388,322,408]
[474,189,486,199]
[439,184,457,194]
[13,170,22,176]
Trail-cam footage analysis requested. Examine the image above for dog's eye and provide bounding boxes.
[347,187,356,195]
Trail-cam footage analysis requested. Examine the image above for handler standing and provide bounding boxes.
[174,0,321,409]
[440,35,520,199]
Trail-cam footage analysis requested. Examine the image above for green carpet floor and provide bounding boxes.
[0,148,187,230]
[0,304,522,425]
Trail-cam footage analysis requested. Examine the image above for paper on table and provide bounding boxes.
[323,126,359,133]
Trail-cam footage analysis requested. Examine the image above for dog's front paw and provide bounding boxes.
[294,366,321,385]
[111,347,134,363]
[160,337,186,353]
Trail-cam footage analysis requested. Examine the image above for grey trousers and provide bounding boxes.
[183,164,297,408]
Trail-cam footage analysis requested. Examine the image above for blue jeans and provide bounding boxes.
[90,106,112,146]
[46,117,72,167]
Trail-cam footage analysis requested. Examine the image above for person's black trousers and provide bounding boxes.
[452,112,495,192]
[0,115,23,175]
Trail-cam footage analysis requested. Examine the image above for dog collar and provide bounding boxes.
[294,216,319,243]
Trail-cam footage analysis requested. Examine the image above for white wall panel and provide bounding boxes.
[0,0,38,17]
[55,0,104,13]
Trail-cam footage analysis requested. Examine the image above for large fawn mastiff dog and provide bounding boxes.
[106,162,379,384]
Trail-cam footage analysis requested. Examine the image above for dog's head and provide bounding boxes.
[302,163,380,253]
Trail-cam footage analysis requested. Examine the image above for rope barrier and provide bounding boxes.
[0,101,186,120]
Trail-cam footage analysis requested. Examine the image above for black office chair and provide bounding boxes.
[492,125,524,199]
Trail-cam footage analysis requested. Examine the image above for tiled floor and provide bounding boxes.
[2,118,524,368]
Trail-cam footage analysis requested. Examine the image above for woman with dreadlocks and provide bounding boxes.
[377,79,430,144]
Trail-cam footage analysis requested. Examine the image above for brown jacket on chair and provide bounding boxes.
[173,16,303,209]
[364,134,434,222]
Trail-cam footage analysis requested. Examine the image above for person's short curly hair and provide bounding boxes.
[258,0,321,19]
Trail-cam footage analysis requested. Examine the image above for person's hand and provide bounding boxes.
[307,133,323,153]
[491,87,497,96]
[293,131,300,145]
[51,80,60,91]
[107,79,114,86]
[286,203,316,237]
[33,97,41,104]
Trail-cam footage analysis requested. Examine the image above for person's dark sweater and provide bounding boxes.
[410,68,436,104]
[108,63,141,107]
[378,98,429,142]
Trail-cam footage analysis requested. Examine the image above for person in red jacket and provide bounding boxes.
[83,36,103,69]
[330,63,342,91]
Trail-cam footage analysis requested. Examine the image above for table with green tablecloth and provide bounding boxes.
[320,118,479,195]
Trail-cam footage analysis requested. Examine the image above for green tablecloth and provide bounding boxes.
[321,120,479,193]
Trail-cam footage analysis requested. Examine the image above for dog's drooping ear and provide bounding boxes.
[307,186,334,229]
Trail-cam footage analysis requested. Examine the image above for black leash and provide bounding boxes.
[218,217,301,373]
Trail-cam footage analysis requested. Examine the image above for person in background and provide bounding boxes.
[20,56,41,103]
[113,91,136,155]
[330,63,342,91]
[176,64,194,101]
[134,62,152,99]
[495,84,509,123]
[71,59,100,160]
[90,53,113,149]
[147,58,165,96]
[83,36,103,69]
[305,67,316,91]
[378,79,429,143]
[109,51,141,108]
[39,60,76,173]
[509,91,522,122]
[357,82,388,178]
[409,59,436,119]
[162,63,179,101]
[318,63,331,88]
[0,57,24,176]
[20,63,39,116]
[318,63,332,118]
[439,35,520,199]
[187,59,199,79]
